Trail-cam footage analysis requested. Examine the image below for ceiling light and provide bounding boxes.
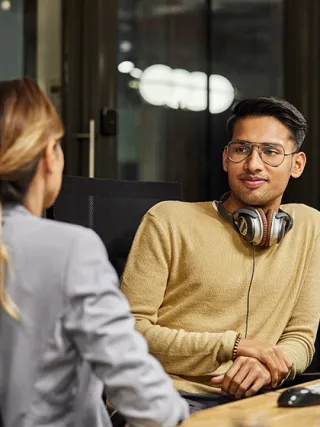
[118,61,134,74]
[1,1,11,11]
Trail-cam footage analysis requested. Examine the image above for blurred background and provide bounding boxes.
[1,0,319,206]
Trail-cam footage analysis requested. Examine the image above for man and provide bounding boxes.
[121,97,320,412]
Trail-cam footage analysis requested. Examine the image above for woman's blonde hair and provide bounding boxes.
[0,77,64,319]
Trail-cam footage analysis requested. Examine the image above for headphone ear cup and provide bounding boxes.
[234,207,265,245]
[265,209,277,247]
[233,213,254,242]
[266,210,294,246]
[284,212,294,233]
[256,208,268,246]
[275,210,294,243]
[278,219,286,243]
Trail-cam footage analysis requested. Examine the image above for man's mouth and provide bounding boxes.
[240,177,267,188]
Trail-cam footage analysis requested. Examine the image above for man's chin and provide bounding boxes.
[235,192,268,208]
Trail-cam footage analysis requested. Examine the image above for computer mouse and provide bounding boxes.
[277,387,320,407]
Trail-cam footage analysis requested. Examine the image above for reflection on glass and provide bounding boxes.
[37,0,62,113]
[0,0,23,80]
[117,0,208,197]
[138,65,234,114]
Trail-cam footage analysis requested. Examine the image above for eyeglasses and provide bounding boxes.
[226,141,298,167]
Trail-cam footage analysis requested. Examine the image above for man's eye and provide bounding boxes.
[236,146,250,154]
[263,148,280,156]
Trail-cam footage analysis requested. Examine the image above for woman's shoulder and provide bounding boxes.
[37,216,104,251]
[5,209,104,258]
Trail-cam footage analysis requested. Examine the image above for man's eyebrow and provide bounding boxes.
[231,139,249,143]
[232,139,285,146]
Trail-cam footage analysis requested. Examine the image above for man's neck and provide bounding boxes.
[222,192,282,213]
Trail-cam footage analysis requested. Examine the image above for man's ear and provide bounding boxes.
[291,152,306,178]
[222,148,228,172]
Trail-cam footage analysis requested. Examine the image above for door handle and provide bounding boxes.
[89,119,95,178]
[75,119,95,178]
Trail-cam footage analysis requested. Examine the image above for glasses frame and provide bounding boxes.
[225,141,299,167]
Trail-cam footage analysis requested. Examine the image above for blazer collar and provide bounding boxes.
[2,203,32,219]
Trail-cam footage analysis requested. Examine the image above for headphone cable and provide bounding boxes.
[245,243,256,338]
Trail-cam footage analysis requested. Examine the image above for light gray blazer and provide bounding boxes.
[0,204,188,427]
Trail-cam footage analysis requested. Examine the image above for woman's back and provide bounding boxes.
[1,204,189,427]
[1,204,113,426]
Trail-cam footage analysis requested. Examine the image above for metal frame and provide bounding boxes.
[23,0,37,78]
[61,0,117,179]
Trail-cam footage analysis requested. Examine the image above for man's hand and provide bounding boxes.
[236,338,292,388]
[211,356,271,399]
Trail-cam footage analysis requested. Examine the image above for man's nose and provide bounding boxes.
[244,147,264,172]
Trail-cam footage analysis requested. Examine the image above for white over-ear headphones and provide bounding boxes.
[217,193,294,247]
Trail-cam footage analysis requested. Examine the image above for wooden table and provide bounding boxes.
[181,380,320,427]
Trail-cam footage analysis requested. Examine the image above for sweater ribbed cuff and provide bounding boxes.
[218,330,239,363]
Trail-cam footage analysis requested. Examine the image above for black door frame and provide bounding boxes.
[61,0,118,179]
[23,0,37,78]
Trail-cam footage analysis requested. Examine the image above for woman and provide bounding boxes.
[0,78,188,427]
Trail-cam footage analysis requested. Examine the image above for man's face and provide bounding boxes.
[222,116,306,209]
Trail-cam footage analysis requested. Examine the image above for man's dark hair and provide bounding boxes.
[226,96,308,150]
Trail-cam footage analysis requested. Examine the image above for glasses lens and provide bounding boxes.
[260,144,285,166]
[227,142,251,162]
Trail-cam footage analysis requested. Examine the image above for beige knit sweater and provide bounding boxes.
[121,201,320,393]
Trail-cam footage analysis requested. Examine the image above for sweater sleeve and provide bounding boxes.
[277,236,320,379]
[121,211,237,376]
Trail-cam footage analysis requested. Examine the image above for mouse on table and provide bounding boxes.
[277,387,320,407]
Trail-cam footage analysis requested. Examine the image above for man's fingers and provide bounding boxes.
[227,364,251,397]
[266,347,291,387]
[275,354,290,382]
[234,371,256,399]
[210,374,225,384]
[245,376,268,398]
[220,358,243,395]
[261,353,279,387]
[230,359,271,399]
[281,352,293,369]
[274,347,292,374]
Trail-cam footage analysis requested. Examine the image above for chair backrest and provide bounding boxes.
[46,175,183,277]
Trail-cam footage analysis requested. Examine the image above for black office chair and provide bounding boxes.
[46,175,183,277]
